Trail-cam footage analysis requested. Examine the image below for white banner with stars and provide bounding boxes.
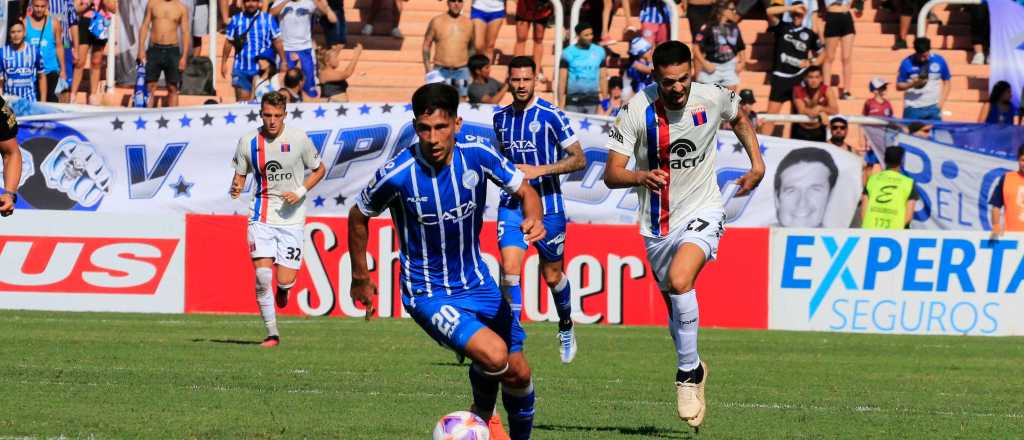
[10,103,862,227]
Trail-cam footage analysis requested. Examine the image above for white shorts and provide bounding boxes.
[643,208,726,292]
[247,222,305,270]
[697,58,740,87]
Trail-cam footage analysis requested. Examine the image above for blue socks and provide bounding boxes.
[502,381,535,440]
[551,275,572,326]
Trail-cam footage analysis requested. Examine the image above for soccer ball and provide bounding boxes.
[432,411,490,440]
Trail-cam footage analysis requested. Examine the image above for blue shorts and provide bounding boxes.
[471,8,506,23]
[232,68,257,92]
[64,47,73,80]
[286,49,318,98]
[497,208,567,262]
[403,283,526,355]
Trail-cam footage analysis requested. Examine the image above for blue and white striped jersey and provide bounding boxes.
[357,141,525,297]
[49,0,78,46]
[492,97,578,215]
[639,0,670,24]
[0,45,44,101]
[226,11,281,74]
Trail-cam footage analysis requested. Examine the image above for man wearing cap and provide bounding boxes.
[896,37,950,121]
[862,77,894,118]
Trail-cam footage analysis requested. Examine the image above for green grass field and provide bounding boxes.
[2,310,1022,439]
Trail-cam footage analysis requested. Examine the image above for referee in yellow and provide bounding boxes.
[861,146,918,229]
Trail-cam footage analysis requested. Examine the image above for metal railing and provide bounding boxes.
[917,0,981,38]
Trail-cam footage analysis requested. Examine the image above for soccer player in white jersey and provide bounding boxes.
[349,83,545,440]
[494,56,586,363]
[603,41,765,431]
[229,91,326,348]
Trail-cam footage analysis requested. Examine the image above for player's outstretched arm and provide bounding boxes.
[513,183,546,244]
[0,137,22,217]
[348,206,378,320]
[603,150,667,191]
[730,112,766,196]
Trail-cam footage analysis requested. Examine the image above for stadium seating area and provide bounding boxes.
[92,0,987,123]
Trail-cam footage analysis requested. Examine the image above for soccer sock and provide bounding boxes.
[255,268,278,337]
[276,280,295,301]
[550,274,573,330]
[669,290,700,377]
[501,380,535,440]
[468,363,503,418]
[502,274,522,317]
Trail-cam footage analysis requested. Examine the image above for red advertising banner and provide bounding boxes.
[185,215,769,328]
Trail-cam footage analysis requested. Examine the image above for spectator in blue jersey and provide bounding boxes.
[693,0,746,91]
[599,76,623,116]
[494,55,586,364]
[896,37,950,121]
[560,22,607,113]
[1,22,47,102]
[45,0,76,102]
[221,0,285,101]
[623,35,653,101]
[25,0,67,102]
[349,82,545,440]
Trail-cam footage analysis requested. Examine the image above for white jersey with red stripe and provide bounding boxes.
[606,82,741,237]
[232,126,322,226]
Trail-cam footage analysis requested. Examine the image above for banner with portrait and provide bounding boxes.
[9,103,864,227]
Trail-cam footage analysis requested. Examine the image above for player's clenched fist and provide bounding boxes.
[350,278,378,321]
[0,193,14,217]
[281,191,300,204]
[637,169,669,191]
[520,216,546,244]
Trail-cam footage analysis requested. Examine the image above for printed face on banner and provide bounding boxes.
[774,160,833,227]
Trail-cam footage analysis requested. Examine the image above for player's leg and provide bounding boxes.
[477,291,533,440]
[272,225,305,308]
[248,222,281,346]
[662,242,708,427]
[497,207,528,317]
[537,214,575,363]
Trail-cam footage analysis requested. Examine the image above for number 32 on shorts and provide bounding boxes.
[432,305,461,338]
[285,247,301,261]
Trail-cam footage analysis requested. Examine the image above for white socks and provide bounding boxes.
[255,268,278,337]
[669,290,700,371]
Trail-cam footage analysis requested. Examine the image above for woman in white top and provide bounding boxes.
[471,0,505,61]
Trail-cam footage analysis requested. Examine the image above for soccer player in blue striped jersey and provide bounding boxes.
[350,83,545,440]
[221,0,285,101]
[493,56,586,364]
[1,23,47,102]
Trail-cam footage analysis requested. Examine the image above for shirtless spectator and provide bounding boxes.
[423,0,474,98]
[138,0,190,107]
[319,43,362,102]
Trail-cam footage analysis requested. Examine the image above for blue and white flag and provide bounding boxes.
[989,0,1024,107]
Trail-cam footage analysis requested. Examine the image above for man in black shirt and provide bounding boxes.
[760,0,824,136]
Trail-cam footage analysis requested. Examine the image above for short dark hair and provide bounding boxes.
[412,83,460,118]
[574,22,593,35]
[8,20,24,30]
[774,147,839,195]
[883,145,905,167]
[652,41,692,69]
[284,68,304,88]
[913,37,931,54]
[508,55,536,72]
[261,91,287,110]
[608,75,623,90]
[805,65,823,75]
[468,54,490,73]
